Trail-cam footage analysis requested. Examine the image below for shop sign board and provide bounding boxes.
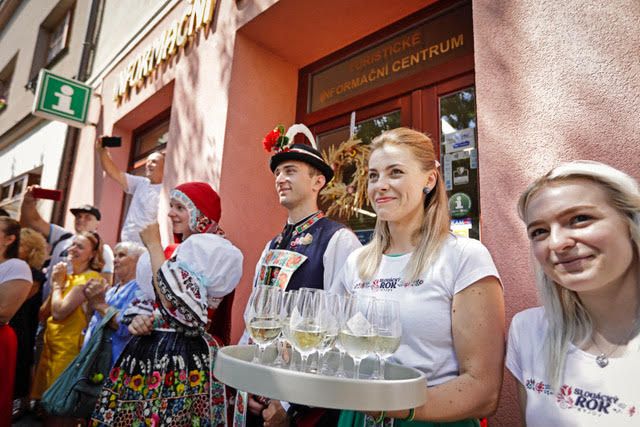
[113,0,216,103]
[32,69,92,128]
[308,3,473,112]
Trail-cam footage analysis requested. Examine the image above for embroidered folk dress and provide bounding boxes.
[91,234,243,426]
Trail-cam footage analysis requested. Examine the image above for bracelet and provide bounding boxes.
[403,408,415,422]
[374,410,386,424]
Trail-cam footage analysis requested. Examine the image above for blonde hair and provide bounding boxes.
[357,127,450,282]
[518,160,640,387]
[19,228,47,269]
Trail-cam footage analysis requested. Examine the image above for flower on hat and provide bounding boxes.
[262,125,289,153]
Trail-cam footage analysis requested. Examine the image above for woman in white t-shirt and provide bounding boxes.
[507,161,640,426]
[335,128,504,427]
[0,217,33,423]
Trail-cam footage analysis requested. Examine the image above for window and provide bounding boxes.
[46,8,72,64]
[0,172,41,218]
[0,55,17,114]
[28,2,75,86]
[130,114,170,176]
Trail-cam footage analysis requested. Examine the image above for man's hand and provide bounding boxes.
[128,314,154,336]
[247,395,267,417]
[95,136,107,153]
[263,400,290,427]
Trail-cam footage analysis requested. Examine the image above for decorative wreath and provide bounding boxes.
[320,137,370,220]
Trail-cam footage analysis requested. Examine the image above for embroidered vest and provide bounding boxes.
[257,216,344,291]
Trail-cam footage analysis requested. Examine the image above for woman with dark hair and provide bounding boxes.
[10,227,47,418]
[507,161,640,425]
[0,217,32,426]
[335,128,504,426]
[91,182,243,426]
[31,231,105,405]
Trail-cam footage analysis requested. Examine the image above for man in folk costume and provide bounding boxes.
[235,124,361,427]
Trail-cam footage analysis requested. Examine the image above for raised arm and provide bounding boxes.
[95,137,127,189]
[19,186,50,238]
[139,223,171,309]
[50,262,88,321]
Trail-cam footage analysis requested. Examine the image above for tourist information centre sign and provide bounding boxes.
[32,69,92,128]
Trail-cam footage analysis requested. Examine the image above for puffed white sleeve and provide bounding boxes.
[156,234,243,327]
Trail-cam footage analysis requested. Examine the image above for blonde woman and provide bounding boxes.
[507,161,640,425]
[335,128,504,426]
[31,231,104,403]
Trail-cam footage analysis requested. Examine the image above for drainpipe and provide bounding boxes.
[51,0,102,225]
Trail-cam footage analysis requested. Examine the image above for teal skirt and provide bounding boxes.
[338,410,480,427]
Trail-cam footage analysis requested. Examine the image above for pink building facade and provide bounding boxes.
[64,0,639,424]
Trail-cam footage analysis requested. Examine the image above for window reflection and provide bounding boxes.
[439,87,480,239]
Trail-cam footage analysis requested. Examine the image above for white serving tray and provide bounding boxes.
[214,345,427,411]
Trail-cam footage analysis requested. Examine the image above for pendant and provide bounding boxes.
[596,353,609,368]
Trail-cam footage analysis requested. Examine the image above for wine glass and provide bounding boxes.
[272,290,298,368]
[316,293,342,375]
[245,285,283,363]
[372,298,402,379]
[289,288,327,372]
[333,294,351,378]
[339,294,376,379]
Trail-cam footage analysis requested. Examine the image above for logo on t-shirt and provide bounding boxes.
[354,277,424,291]
[527,377,637,418]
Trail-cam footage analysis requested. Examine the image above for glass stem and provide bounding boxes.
[273,338,285,367]
[379,357,386,380]
[354,358,362,379]
[335,349,346,377]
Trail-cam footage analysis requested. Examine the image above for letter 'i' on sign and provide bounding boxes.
[32,69,92,128]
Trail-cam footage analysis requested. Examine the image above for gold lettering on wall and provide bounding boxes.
[113,0,216,102]
[320,34,464,105]
[309,4,473,112]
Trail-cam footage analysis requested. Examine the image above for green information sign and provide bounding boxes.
[32,69,92,127]
[449,192,472,218]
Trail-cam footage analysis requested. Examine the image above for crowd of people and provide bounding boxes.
[0,124,637,427]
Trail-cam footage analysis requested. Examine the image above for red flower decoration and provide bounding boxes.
[262,125,289,153]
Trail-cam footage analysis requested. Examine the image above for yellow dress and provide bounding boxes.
[31,270,102,399]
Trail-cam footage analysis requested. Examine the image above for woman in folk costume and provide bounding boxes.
[91,182,243,426]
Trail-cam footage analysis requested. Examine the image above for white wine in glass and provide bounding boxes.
[340,294,376,379]
[245,285,283,363]
[373,298,402,379]
[289,288,327,371]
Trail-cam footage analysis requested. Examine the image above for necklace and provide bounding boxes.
[590,325,638,368]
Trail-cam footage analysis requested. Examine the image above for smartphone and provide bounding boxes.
[31,188,62,201]
[101,136,122,147]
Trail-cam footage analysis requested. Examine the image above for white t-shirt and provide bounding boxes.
[0,258,32,283]
[45,224,114,294]
[121,174,161,243]
[334,234,500,386]
[507,307,640,426]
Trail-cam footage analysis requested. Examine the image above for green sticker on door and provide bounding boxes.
[449,192,472,218]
